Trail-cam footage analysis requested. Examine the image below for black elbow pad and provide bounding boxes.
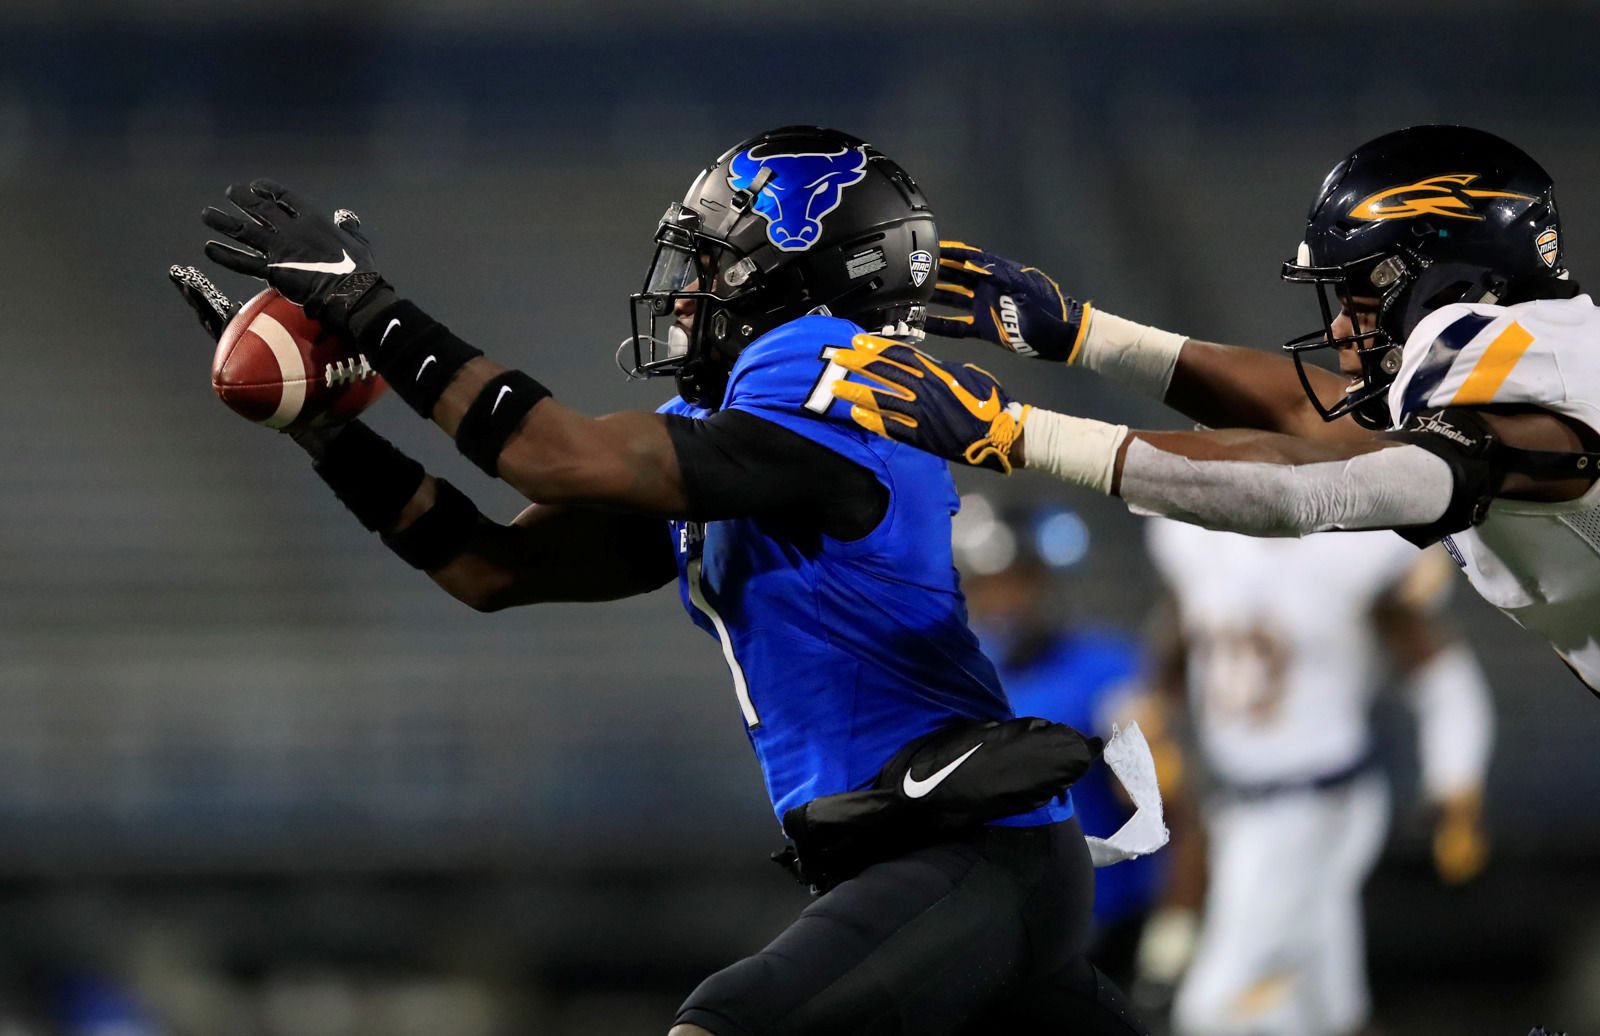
[1381,408,1506,546]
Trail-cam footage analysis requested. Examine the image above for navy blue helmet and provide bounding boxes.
[1281,125,1568,427]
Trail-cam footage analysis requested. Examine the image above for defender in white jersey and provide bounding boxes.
[826,125,1600,696]
[1384,296,1600,688]
[1145,521,1494,1036]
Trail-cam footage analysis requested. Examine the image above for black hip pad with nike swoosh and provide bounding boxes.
[776,717,1101,890]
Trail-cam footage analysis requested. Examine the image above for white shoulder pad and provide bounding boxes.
[1388,296,1597,425]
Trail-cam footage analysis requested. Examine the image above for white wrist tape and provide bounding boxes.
[1071,309,1187,401]
[1021,409,1129,495]
[1116,439,1455,536]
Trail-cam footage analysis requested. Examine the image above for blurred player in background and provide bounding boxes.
[950,494,1169,988]
[825,125,1600,697]
[1142,520,1493,1036]
[174,126,1149,1035]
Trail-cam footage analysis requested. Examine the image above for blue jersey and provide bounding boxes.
[991,631,1164,926]
[659,314,1073,828]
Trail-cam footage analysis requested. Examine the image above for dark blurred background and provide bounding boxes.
[2,1,1599,1032]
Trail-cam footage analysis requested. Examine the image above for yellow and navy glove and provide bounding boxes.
[830,334,1030,474]
[926,241,1090,363]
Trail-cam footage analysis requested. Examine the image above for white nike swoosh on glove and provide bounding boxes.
[901,742,982,799]
[269,250,357,275]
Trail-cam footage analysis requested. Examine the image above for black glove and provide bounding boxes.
[925,241,1090,363]
[168,263,238,342]
[201,178,387,335]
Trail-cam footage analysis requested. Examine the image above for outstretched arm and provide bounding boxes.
[200,180,896,533]
[299,423,674,608]
[201,179,696,516]
[828,335,1595,542]
[926,242,1368,442]
[417,495,675,609]
[171,262,677,606]
[1093,423,1447,537]
[1164,337,1369,442]
[188,178,895,606]
[1085,403,1596,530]
[389,349,693,514]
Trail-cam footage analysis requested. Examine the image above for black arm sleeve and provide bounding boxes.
[664,410,889,541]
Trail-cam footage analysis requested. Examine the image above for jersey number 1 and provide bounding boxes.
[686,555,761,729]
[804,347,848,415]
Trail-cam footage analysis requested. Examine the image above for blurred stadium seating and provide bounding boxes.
[1,2,1598,1031]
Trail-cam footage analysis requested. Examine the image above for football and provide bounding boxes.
[211,288,387,431]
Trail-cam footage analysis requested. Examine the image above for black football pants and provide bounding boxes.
[675,817,1149,1035]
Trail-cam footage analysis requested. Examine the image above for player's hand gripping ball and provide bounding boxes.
[201,179,387,334]
[210,286,387,431]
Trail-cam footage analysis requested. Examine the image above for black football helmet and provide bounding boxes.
[1282,125,1570,428]
[625,126,939,407]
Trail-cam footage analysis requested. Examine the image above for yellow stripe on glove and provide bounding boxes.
[830,333,1031,475]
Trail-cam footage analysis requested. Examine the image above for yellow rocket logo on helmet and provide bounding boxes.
[1349,173,1537,222]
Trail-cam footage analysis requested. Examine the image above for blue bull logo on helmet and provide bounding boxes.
[727,145,869,252]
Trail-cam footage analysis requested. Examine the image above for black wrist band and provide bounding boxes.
[311,421,427,531]
[312,272,389,337]
[355,299,483,418]
[380,478,482,570]
[455,370,553,476]
[346,284,398,340]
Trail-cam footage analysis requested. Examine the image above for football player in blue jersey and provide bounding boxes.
[176,126,1151,1035]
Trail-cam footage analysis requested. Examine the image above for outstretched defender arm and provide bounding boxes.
[829,335,1597,544]
[1098,405,1598,532]
[924,241,1369,443]
[1095,425,1447,538]
[1162,338,1370,443]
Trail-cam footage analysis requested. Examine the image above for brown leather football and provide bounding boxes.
[211,287,386,431]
